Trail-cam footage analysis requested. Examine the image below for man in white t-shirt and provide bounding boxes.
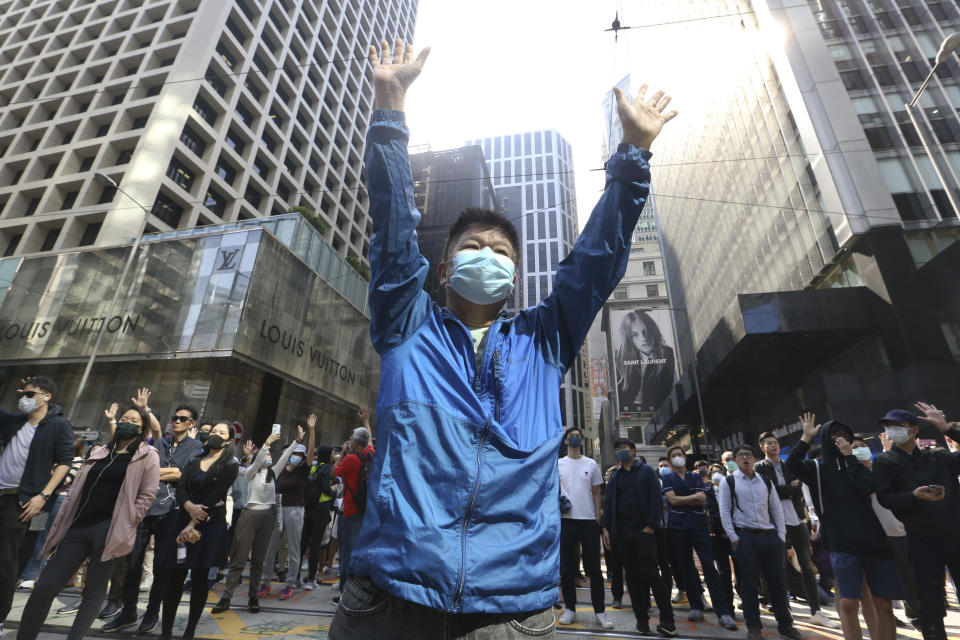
[557,428,612,629]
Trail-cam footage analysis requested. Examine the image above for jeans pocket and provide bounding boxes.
[507,608,556,637]
[338,576,391,618]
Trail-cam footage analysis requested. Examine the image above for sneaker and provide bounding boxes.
[671,591,687,605]
[558,609,576,624]
[611,598,624,609]
[280,586,293,599]
[688,608,704,622]
[808,611,838,629]
[138,612,158,634]
[139,577,152,592]
[101,612,138,631]
[98,600,122,619]
[211,598,230,614]
[747,626,763,640]
[656,622,678,638]
[247,598,260,613]
[257,583,271,598]
[18,580,35,589]
[56,600,81,615]
[596,612,614,629]
[636,620,652,635]
[719,614,738,630]
[332,595,340,605]
[303,580,317,590]
[779,627,805,640]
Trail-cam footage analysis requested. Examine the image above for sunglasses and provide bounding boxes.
[172,415,193,423]
[18,390,45,398]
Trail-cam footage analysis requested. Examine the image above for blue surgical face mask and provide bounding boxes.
[852,447,872,461]
[448,247,515,305]
[289,455,304,467]
[567,436,582,449]
[725,460,738,473]
[616,449,632,463]
[659,466,671,478]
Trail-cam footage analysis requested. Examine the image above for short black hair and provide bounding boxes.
[317,445,334,464]
[733,444,755,458]
[443,208,521,262]
[758,432,777,445]
[666,445,686,459]
[563,427,582,441]
[658,456,670,463]
[23,376,57,398]
[174,404,199,421]
[693,460,708,468]
[613,438,635,450]
[851,432,869,445]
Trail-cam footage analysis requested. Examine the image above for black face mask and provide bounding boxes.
[206,434,226,450]
[197,431,209,443]
[115,421,140,440]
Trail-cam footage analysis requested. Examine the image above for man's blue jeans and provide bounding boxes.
[338,513,363,592]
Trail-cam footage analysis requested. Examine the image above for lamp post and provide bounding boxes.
[904,32,960,220]
[66,172,151,423]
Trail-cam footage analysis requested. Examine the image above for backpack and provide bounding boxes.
[345,450,372,512]
[725,473,773,521]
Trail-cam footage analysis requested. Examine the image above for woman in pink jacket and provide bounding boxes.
[17,405,159,640]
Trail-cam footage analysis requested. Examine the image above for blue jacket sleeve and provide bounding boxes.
[532,144,652,373]
[364,110,432,354]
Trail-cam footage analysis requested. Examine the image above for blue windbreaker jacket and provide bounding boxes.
[350,110,652,614]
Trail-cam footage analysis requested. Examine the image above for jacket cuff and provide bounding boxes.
[616,142,653,161]
[372,109,406,123]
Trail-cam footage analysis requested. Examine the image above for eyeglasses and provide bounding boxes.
[172,415,193,422]
[18,390,44,398]
[735,452,755,460]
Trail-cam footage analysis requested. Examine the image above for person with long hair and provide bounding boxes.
[16,406,159,640]
[615,309,676,414]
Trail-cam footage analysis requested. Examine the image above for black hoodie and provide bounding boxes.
[785,420,889,556]
[0,403,74,509]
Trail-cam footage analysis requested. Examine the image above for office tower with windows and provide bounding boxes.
[467,130,591,439]
[409,145,502,305]
[639,0,960,451]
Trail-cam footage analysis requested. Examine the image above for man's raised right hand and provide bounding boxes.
[368,38,430,111]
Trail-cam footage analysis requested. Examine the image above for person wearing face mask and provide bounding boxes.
[328,39,679,639]
[722,451,738,475]
[602,440,676,637]
[212,429,288,614]
[16,406,159,640]
[156,422,239,640]
[850,434,922,630]
[0,376,74,635]
[661,445,737,630]
[556,428,611,630]
[301,443,338,590]
[704,462,737,613]
[102,404,203,634]
[872,404,960,640]
[261,416,316,600]
[655,457,682,604]
[786,413,901,640]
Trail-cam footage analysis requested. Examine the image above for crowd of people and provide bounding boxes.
[0,375,375,640]
[557,402,960,640]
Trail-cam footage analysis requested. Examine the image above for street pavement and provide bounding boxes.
[6,573,960,639]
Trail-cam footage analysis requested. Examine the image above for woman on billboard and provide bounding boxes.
[615,309,675,413]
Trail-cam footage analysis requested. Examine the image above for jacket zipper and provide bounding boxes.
[492,350,501,423]
[455,418,490,611]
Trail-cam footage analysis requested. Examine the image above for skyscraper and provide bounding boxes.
[637,0,960,451]
[468,130,591,438]
[0,0,417,264]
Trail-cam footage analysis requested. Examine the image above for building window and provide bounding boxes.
[98,185,117,204]
[613,286,627,300]
[61,191,78,210]
[3,233,21,256]
[79,221,101,246]
[224,129,244,154]
[840,70,867,91]
[165,158,194,191]
[79,156,94,171]
[152,192,183,227]
[216,43,235,70]
[116,149,134,164]
[214,158,236,185]
[235,103,253,126]
[864,126,895,150]
[871,65,896,87]
[643,260,656,276]
[193,97,217,126]
[204,188,227,216]
[261,133,276,153]
[244,186,262,209]
[179,125,207,157]
[40,228,60,252]
[24,197,40,216]
[131,115,148,129]
[251,157,269,179]
[646,284,659,297]
[892,192,927,221]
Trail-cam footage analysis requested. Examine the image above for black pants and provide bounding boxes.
[18,520,116,640]
[603,544,623,601]
[615,531,674,627]
[120,512,172,618]
[670,527,732,616]
[887,535,921,618]
[908,533,960,640]
[301,506,332,582]
[734,530,792,632]
[654,526,674,594]
[0,493,29,621]
[559,519,604,613]
[711,533,737,604]
[785,523,820,614]
[162,567,209,637]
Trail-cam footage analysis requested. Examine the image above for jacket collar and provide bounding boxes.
[89,440,153,463]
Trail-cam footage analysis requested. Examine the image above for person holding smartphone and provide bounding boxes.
[873,404,960,640]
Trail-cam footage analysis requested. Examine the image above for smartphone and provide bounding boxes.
[272,424,282,435]
[928,484,945,491]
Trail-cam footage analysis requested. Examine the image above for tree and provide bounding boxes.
[288,206,328,235]
[346,255,370,281]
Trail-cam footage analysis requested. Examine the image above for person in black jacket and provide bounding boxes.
[301,445,337,589]
[786,414,901,640]
[601,438,676,637]
[755,432,836,629]
[0,375,73,633]
[156,421,239,640]
[872,403,960,640]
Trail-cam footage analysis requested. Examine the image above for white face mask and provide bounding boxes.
[884,426,912,446]
[852,447,872,461]
[670,455,685,468]
[711,472,724,485]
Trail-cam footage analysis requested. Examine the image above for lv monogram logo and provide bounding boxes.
[217,248,241,271]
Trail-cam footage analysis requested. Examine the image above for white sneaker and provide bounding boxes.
[596,612,614,629]
[809,611,839,629]
[139,578,152,592]
[558,609,576,625]
[303,580,317,590]
[19,580,35,589]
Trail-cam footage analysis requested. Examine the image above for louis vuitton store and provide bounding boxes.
[0,214,379,444]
